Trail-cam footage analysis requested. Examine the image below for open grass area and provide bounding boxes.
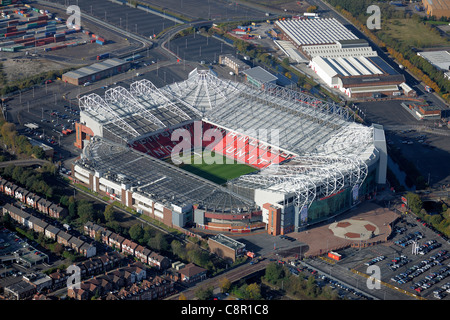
[380,18,450,48]
[176,151,258,185]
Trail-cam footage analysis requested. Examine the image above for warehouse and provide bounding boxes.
[301,39,377,59]
[208,234,246,262]
[219,54,250,74]
[309,55,405,98]
[62,58,131,86]
[242,66,278,89]
[417,50,450,71]
[275,18,358,48]
[422,0,450,18]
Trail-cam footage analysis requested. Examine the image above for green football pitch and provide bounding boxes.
[174,151,258,185]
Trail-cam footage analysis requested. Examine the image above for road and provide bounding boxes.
[0,159,53,168]
[166,259,271,300]
[313,0,448,110]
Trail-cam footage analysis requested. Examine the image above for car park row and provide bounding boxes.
[390,248,450,295]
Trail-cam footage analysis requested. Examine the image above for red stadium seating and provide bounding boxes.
[129,121,294,168]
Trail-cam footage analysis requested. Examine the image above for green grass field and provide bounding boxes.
[175,151,258,185]
[380,18,450,48]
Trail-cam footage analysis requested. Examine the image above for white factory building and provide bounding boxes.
[275,18,358,47]
[309,55,406,98]
[301,39,377,59]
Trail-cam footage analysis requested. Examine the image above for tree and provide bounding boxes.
[12,166,24,182]
[103,204,116,222]
[129,224,144,242]
[77,200,94,223]
[171,240,186,260]
[32,145,45,159]
[148,232,168,251]
[406,192,423,215]
[1,122,16,148]
[52,243,64,255]
[178,293,187,300]
[195,285,213,300]
[3,164,14,177]
[265,262,285,284]
[305,275,318,297]
[245,283,262,300]
[219,277,232,294]
[67,199,77,221]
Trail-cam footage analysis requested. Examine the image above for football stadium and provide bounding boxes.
[73,68,387,235]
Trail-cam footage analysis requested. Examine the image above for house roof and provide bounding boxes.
[109,233,125,243]
[80,242,95,251]
[57,230,72,241]
[69,237,85,248]
[49,204,64,212]
[26,193,41,201]
[4,203,31,219]
[37,198,52,206]
[29,216,48,229]
[178,263,206,277]
[45,224,61,235]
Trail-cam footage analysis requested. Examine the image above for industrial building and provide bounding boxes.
[208,234,246,262]
[62,58,131,86]
[417,50,450,71]
[422,0,450,18]
[309,55,406,98]
[242,66,278,88]
[401,101,447,120]
[301,39,377,59]
[275,18,358,48]
[73,69,386,235]
[218,54,250,74]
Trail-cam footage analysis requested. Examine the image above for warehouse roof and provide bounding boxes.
[417,50,450,71]
[242,66,278,84]
[312,55,402,79]
[63,58,129,80]
[276,18,358,46]
[340,74,405,86]
[209,234,246,251]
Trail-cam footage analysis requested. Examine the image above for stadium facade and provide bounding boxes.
[73,68,387,235]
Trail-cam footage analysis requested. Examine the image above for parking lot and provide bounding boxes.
[168,33,238,64]
[140,0,269,21]
[49,0,179,38]
[311,212,450,300]
[354,99,450,188]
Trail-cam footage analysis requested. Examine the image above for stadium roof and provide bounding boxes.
[79,136,257,213]
[80,69,359,155]
[78,69,380,210]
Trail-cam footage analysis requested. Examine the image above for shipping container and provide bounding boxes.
[328,251,342,261]
[96,39,104,45]
[96,52,110,60]
[4,30,25,37]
